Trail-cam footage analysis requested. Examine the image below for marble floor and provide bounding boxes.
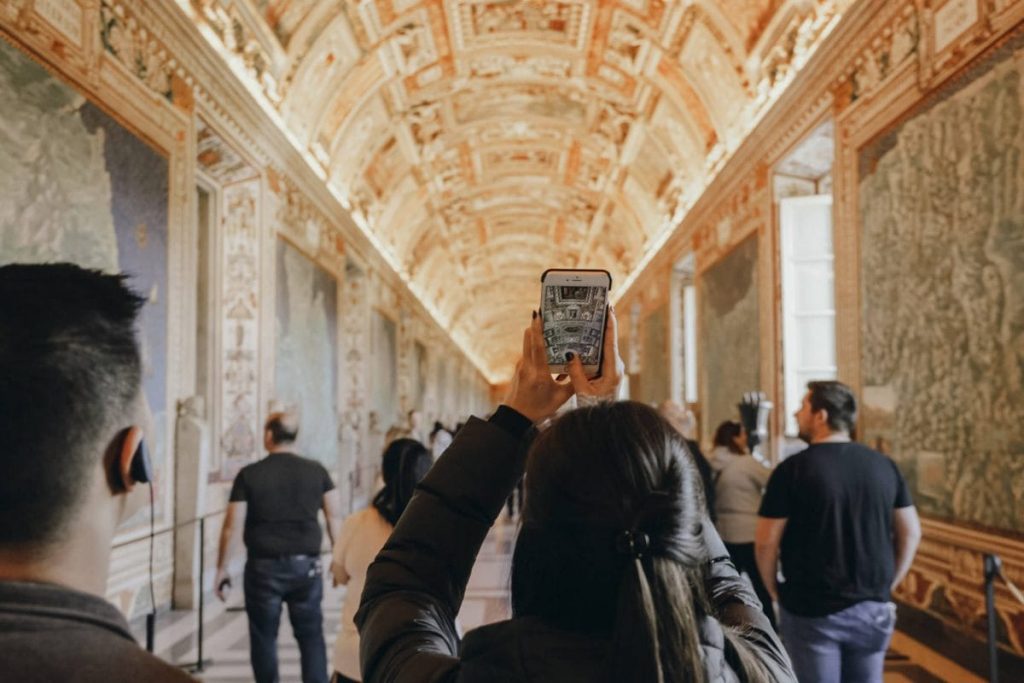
[138,517,982,682]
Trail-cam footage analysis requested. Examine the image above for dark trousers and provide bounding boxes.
[724,541,778,630]
[244,555,328,683]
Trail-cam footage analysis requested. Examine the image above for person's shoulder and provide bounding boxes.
[844,442,895,466]
[125,649,199,681]
[282,453,329,473]
[773,449,807,472]
[0,616,197,682]
[347,507,386,529]
[461,617,607,678]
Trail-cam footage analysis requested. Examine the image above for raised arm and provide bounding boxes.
[891,505,922,590]
[355,314,573,683]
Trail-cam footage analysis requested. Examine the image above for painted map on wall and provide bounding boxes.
[640,305,669,406]
[0,39,169,525]
[275,240,339,471]
[859,34,1024,532]
[700,235,759,445]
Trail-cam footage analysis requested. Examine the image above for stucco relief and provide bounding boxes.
[219,180,261,470]
[169,0,851,381]
[101,1,176,101]
[859,34,1024,532]
[457,0,587,49]
[340,260,371,497]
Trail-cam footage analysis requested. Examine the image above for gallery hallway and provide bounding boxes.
[3,0,1024,678]
[133,518,981,683]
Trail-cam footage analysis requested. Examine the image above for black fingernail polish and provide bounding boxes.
[532,310,537,319]
[565,351,574,361]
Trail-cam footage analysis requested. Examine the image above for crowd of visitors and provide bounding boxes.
[0,263,921,683]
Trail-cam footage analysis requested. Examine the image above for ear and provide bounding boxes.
[117,426,145,492]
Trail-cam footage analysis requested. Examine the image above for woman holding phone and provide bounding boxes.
[355,309,794,682]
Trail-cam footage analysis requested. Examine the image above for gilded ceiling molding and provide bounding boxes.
[9,0,858,382]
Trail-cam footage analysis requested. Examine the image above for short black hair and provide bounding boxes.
[807,380,858,434]
[265,413,299,445]
[0,263,145,547]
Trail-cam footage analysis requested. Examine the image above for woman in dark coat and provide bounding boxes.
[355,310,795,682]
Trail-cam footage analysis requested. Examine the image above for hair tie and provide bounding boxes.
[615,529,651,558]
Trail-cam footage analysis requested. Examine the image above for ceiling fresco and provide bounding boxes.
[183,0,849,381]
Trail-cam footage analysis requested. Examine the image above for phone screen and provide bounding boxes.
[541,283,608,366]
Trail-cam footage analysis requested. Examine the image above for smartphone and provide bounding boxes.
[540,269,612,378]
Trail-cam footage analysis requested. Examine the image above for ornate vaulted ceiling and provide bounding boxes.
[183,0,848,381]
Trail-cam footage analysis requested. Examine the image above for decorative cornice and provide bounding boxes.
[897,517,1024,656]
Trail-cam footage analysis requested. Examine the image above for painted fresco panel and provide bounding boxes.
[275,239,339,471]
[700,235,760,444]
[372,310,399,428]
[859,33,1024,532]
[0,39,169,526]
[640,306,669,406]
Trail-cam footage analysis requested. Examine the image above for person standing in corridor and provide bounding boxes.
[215,412,341,683]
[755,381,921,682]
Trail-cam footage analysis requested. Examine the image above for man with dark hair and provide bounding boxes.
[755,380,922,682]
[215,411,341,683]
[0,263,194,681]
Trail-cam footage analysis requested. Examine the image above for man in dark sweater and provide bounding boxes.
[215,411,341,683]
[755,380,922,682]
[0,264,195,682]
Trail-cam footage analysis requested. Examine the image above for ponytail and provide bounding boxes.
[610,556,665,683]
[612,554,708,683]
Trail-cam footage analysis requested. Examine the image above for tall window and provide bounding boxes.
[670,254,698,405]
[780,196,836,435]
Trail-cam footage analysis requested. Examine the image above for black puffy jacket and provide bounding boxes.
[355,409,795,682]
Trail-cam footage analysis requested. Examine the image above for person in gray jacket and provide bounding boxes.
[355,309,794,682]
[0,263,194,682]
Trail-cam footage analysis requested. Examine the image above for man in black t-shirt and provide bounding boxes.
[214,412,341,683]
[755,381,921,683]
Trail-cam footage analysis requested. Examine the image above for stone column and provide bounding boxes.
[172,396,210,609]
[339,259,370,513]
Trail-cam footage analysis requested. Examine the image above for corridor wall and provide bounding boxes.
[617,0,1024,660]
[0,2,492,619]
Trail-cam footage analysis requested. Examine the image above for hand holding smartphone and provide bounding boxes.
[540,269,612,379]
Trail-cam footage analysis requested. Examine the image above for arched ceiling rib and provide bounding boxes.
[185,0,849,381]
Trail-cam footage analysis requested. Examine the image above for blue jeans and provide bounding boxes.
[244,555,328,683]
[780,601,896,683]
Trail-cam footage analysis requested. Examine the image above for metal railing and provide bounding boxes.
[108,463,371,672]
[111,509,226,672]
[983,553,1024,683]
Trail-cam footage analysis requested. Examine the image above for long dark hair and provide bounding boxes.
[372,438,431,526]
[511,402,767,682]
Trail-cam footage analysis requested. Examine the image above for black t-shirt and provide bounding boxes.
[759,441,913,616]
[229,452,335,557]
